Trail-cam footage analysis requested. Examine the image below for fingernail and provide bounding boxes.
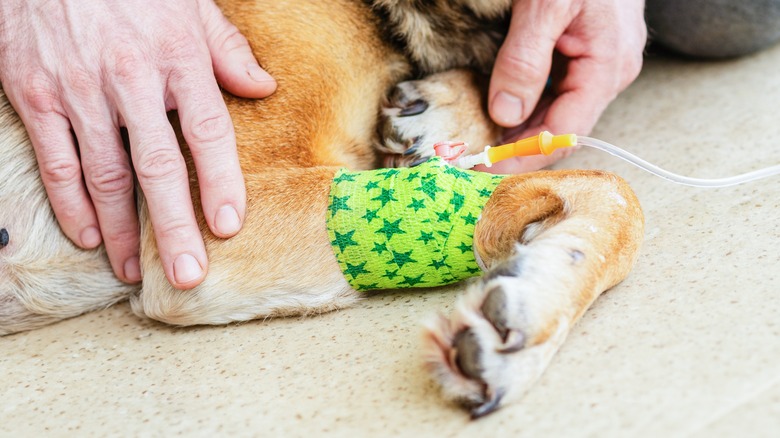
[80,226,102,248]
[492,91,524,126]
[173,254,203,285]
[124,256,142,283]
[246,62,273,82]
[215,205,241,236]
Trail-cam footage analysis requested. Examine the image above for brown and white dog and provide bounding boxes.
[0,0,644,417]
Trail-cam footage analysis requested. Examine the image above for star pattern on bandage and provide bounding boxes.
[329,195,352,217]
[332,230,359,253]
[371,188,399,208]
[407,198,425,212]
[362,208,380,223]
[326,159,504,291]
[443,165,473,182]
[376,218,405,240]
[333,173,357,184]
[416,176,445,200]
[344,261,369,279]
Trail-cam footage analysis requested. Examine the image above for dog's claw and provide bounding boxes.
[398,99,429,117]
[402,136,422,155]
[469,389,505,419]
[497,330,525,353]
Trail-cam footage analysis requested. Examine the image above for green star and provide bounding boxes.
[461,212,478,225]
[333,173,356,184]
[477,187,493,198]
[450,193,465,213]
[371,188,399,208]
[328,195,351,217]
[364,180,380,191]
[377,168,401,179]
[456,241,472,254]
[371,241,388,255]
[398,274,425,287]
[357,282,379,290]
[436,210,451,223]
[415,177,445,201]
[428,256,450,270]
[376,218,405,240]
[383,269,400,280]
[362,208,380,223]
[344,261,369,279]
[465,266,481,274]
[443,166,473,182]
[331,230,358,253]
[407,198,425,212]
[404,171,421,182]
[436,230,449,239]
[387,250,417,269]
[417,231,435,244]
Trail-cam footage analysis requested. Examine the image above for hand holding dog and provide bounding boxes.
[485,0,647,173]
[0,0,276,289]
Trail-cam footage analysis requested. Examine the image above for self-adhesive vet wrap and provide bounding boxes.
[326,157,506,291]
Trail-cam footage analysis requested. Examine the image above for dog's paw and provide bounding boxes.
[378,69,501,168]
[422,246,574,418]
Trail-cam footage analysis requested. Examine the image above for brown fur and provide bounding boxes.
[0,0,644,417]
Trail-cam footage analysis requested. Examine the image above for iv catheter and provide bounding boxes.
[433,131,780,188]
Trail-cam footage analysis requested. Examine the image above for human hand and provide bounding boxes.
[0,0,276,289]
[482,0,647,174]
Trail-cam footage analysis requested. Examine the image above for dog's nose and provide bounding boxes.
[0,228,8,248]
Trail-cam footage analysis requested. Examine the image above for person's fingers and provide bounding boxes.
[7,82,102,250]
[67,99,141,283]
[108,65,207,289]
[488,0,573,127]
[168,63,247,240]
[198,0,276,98]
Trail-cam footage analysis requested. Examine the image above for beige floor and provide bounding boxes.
[3,43,780,437]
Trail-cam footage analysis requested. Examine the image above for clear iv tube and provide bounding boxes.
[577,136,780,188]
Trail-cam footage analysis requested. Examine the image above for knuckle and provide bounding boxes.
[105,46,147,83]
[218,25,250,52]
[499,46,548,82]
[155,218,195,243]
[86,162,134,200]
[187,112,233,145]
[20,71,60,114]
[61,65,100,99]
[624,53,644,82]
[199,166,235,189]
[160,31,203,62]
[101,225,139,248]
[40,156,82,188]
[135,147,187,183]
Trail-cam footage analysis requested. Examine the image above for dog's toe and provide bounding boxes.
[422,247,575,418]
[377,70,501,168]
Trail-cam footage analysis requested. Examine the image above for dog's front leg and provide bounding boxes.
[130,166,361,326]
[423,170,645,417]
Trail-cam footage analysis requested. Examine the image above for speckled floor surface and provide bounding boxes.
[3,43,780,437]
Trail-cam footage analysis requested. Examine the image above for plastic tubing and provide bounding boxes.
[577,136,780,188]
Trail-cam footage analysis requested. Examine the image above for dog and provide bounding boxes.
[0,0,644,417]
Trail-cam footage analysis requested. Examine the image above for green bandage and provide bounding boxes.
[326,157,506,291]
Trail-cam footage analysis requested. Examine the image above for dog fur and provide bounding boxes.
[0,0,644,417]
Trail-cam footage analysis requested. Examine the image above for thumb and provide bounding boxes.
[199,0,277,98]
[488,1,570,127]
